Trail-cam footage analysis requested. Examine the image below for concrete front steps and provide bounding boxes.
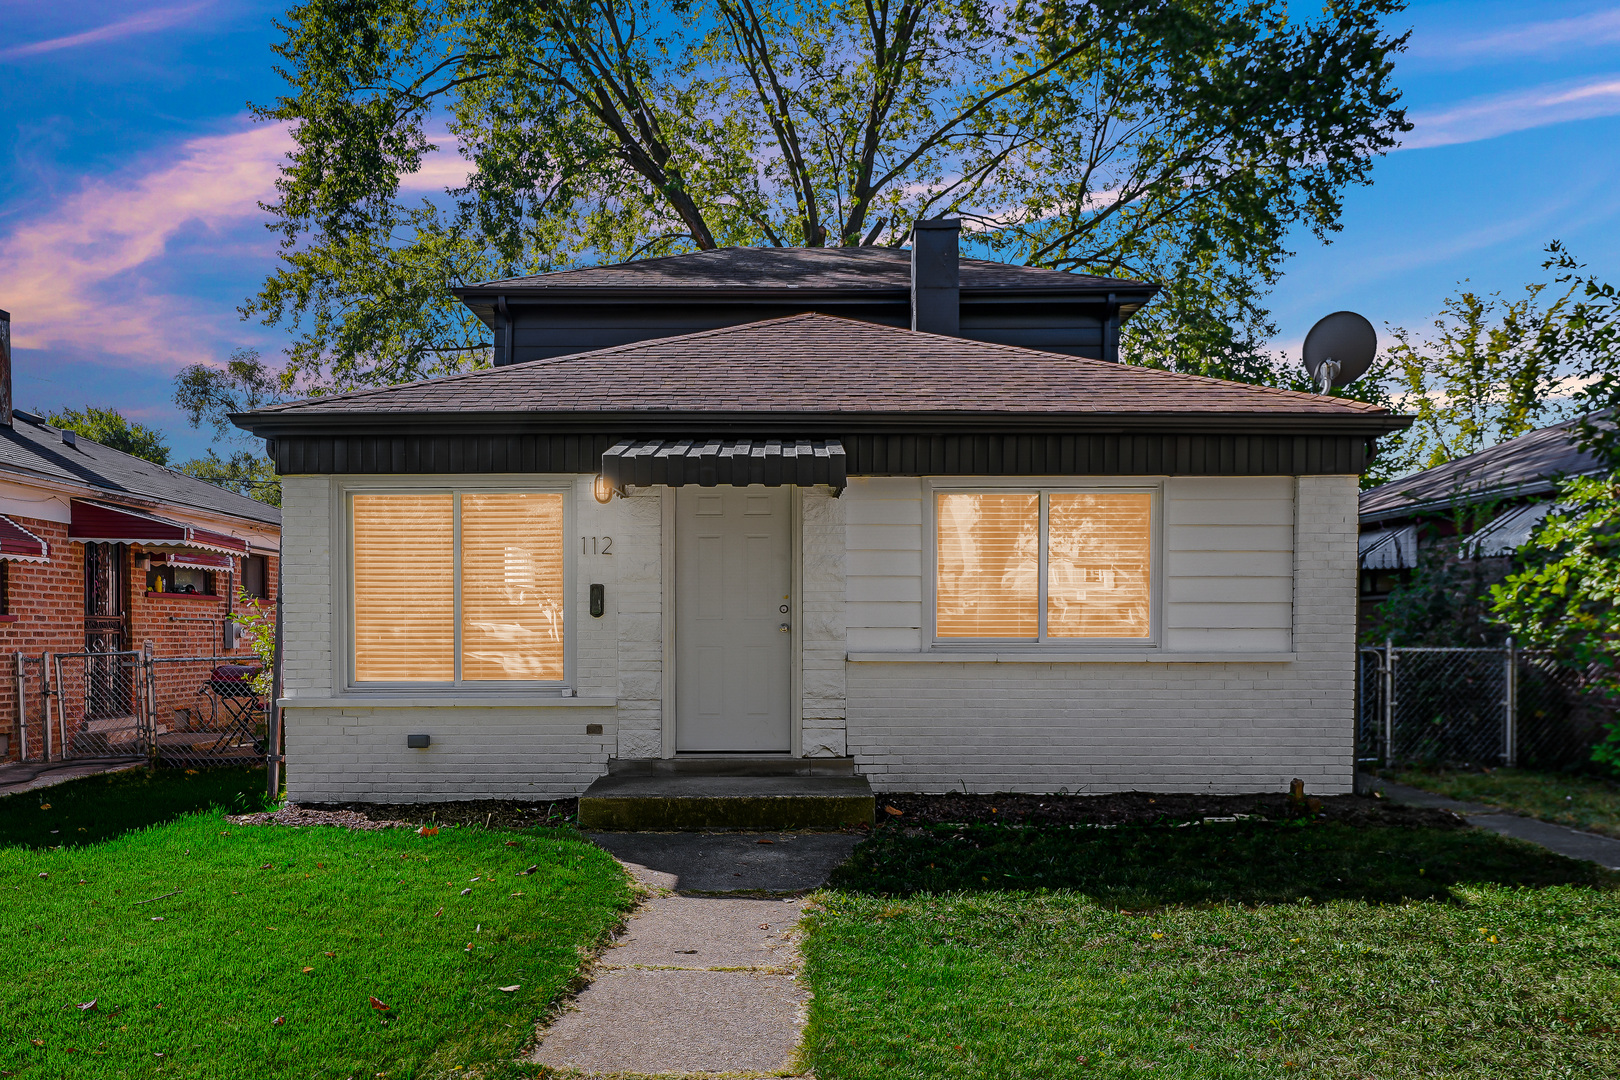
[578,757,875,830]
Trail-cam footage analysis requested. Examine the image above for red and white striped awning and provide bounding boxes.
[0,515,49,563]
[70,499,250,556]
[155,551,235,572]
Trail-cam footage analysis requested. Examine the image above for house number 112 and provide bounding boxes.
[582,536,614,555]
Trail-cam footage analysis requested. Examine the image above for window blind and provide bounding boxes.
[461,493,566,681]
[935,492,1039,638]
[1047,493,1151,639]
[352,492,454,681]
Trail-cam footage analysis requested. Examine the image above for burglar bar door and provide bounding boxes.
[83,542,129,718]
[674,487,792,752]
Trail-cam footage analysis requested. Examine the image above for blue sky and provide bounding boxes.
[2,1,1618,461]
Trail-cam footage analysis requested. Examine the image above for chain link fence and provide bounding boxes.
[10,648,266,769]
[1359,642,1616,770]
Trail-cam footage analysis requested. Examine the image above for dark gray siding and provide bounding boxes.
[493,300,1108,365]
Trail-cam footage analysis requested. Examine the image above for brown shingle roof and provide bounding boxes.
[464,246,1150,294]
[248,313,1392,422]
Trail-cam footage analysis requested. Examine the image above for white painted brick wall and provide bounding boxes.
[284,706,616,802]
[845,475,1361,795]
[614,487,664,759]
[801,487,848,756]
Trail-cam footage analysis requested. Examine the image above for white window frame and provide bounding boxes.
[336,479,576,692]
[925,479,1162,649]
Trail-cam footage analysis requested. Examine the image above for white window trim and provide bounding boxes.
[922,478,1163,651]
[333,477,577,694]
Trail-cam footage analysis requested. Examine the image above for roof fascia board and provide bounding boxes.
[452,285,1155,305]
[239,409,1410,439]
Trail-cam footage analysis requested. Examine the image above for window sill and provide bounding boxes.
[278,694,616,709]
[847,651,1297,664]
[145,591,221,601]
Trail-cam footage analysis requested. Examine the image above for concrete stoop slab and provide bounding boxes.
[579,773,875,831]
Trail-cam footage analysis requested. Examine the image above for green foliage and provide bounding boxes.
[1491,472,1620,773]
[42,405,171,465]
[248,0,1409,391]
[1369,243,1620,487]
[0,784,633,1079]
[231,593,279,697]
[181,449,283,506]
[1361,501,1516,648]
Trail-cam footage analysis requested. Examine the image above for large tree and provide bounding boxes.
[247,0,1409,391]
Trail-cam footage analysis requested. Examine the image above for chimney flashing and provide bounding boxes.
[910,218,961,335]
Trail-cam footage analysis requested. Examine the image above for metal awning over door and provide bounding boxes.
[69,499,250,555]
[602,438,846,489]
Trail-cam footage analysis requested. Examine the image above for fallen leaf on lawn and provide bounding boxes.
[76,1000,96,1011]
[273,1016,285,1026]
[259,864,271,870]
[369,997,390,1012]
[417,826,438,837]
[519,864,537,875]
[31,1039,43,1047]
[324,952,336,957]
[470,877,480,882]
[460,888,472,896]
[38,873,48,879]
[503,840,518,846]
[465,942,473,951]
[509,892,523,897]
[433,908,443,918]
[151,917,164,922]
[883,805,903,816]
[497,985,520,992]
[302,967,314,974]
[756,838,774,844]
[39,804,50,810]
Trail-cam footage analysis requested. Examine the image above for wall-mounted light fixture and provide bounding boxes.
[592,474,614,504]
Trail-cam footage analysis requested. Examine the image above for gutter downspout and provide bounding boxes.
[266,557,284,802]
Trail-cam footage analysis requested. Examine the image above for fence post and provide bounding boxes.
[41,654,56,764]
[1383,638,1395,768]
[1504,636,1517,768]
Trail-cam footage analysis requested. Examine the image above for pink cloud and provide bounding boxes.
[0,122,292,368]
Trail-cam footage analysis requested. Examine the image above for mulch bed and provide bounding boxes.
[873,791,1466,831]
[297,798,579,831]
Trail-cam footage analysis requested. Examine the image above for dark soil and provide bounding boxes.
[300,798,578,831]
[872,790,1466,831]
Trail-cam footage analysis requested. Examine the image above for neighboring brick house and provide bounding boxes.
[237,224,1407,804]
[0,309,280,761]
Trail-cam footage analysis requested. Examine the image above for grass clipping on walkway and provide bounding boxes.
[802,819,1620,1079]
[1393,767,1620,838]
[0,772,633,1078]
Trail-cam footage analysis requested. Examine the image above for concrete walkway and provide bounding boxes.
[0,757,144,797]
[1375,779,1620,870]
[529,831,863,1078]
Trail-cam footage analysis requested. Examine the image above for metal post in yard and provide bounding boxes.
[1504,636,1517,768]
[1383,638,1396,768]
[143,641,158,766]
[14,651,27,761]
[41,653,55,762]
[266,556,283,802]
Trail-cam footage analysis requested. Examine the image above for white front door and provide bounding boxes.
[675,486,792,752]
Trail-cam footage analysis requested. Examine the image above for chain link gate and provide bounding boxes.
[1359,641,1616,770]
[12,649,266,768]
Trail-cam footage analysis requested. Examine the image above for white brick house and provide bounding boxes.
[239,237,1404,804]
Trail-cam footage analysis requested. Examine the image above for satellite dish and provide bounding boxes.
[1302,310,1377,393]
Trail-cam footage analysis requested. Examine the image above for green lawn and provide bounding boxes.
[0,769,632,1079]
[1392,767,1620,838]
[803,821,1620,1079]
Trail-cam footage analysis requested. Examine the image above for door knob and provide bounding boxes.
[779,623,790,633]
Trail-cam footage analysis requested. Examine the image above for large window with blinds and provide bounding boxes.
[350,490,567,684]
[934,488,1155,643]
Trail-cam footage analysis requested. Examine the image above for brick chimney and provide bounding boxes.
[0,309,11,427]
[910,219,960,335]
